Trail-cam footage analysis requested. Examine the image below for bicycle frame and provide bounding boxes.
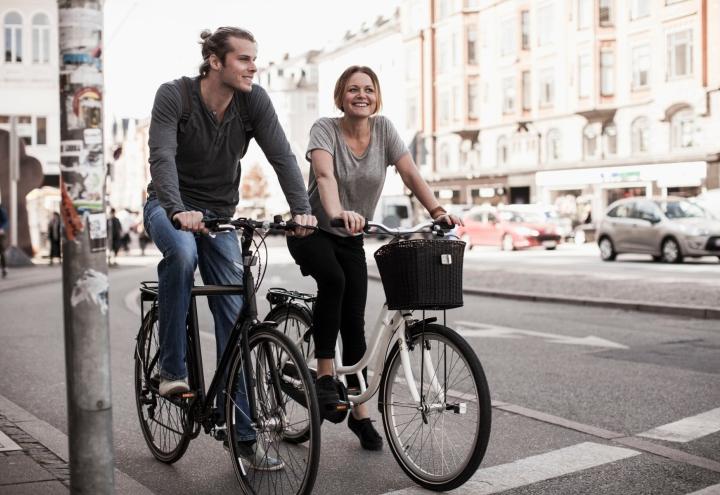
[334,305,445,408]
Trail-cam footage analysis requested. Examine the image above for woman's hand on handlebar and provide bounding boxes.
[433,212,463,227]
[289,213,318,238]
[334,210,365,234]
[173,211,209,234]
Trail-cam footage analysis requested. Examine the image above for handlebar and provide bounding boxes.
[329,218,454,236]
[173,215,318,233]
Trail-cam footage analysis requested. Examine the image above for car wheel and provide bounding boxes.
[660,238,683,263]
[598,237,616,261]
[545,245,557,251]
[501,234,515,251]
[461,234,473,251]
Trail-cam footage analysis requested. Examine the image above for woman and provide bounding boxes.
[287,66,461,451]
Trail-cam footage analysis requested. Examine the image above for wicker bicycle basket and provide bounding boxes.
[373,239,465,310]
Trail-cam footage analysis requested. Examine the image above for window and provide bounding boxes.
[467,26,477,65]
[603,122,617,156]
[502,76,515,114]
[607,203,630,218]
[439,91,450,125]
[438,38,449,73]
[521,71,531,111]
[630,0,650,19]
[452,33,459,67]
[546,129,561,161]
[671,108,695,148]
[631,117,650,154]
[632,201,661,223]
[521,10,530,50]
[599,0,613,26]
[453,86,461,122]
[537,4,554,47]
[577,0,592,29]
[583,123,600,158]
[36,116,47,145]
[407,95,418,128]
[465,0,479,8]
[632,45,651,89]
[405,45,419,80]
[32,13,50,64]
[497,136,509,165]
[578,54,591,98]
[4,12,22,63]
[500,18,515,56]
[539,68,554,107]
[468,82,479,118]
[438,0,450,19]
[667,29,693,79]
[600,49,615,96]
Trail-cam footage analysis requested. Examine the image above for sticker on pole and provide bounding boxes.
[88,212,107,252]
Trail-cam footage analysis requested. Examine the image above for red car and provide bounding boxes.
[457,207,561,251]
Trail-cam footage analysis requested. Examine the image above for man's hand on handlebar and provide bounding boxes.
[289,214,318,238]
[173,211,209,234]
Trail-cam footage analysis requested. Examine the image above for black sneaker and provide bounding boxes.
[348,414,383,451]
[315,375,348,424]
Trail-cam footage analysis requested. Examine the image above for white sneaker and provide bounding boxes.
[159,377,190,397]
[224,440,285,471]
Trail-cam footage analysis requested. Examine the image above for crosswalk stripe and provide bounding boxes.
[686,484,720,494]
[382,441,640,495]
[639,407,720,443]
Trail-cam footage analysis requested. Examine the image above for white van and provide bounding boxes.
[373,195,413,228]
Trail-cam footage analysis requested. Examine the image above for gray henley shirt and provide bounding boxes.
[147,76,311,219]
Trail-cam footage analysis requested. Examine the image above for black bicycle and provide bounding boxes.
[134,217,321,495]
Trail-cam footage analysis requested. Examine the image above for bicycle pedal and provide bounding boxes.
[325,401,349,412]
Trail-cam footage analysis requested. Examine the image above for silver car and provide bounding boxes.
[597,197,720,263]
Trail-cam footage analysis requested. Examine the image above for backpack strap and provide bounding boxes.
[235,90,254,157]
[179,76,193,126]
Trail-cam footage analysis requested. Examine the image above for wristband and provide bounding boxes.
[429,206,447,219]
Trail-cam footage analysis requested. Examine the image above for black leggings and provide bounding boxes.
[287,230,367,388]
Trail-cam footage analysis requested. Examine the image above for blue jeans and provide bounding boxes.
[144,199,254,441]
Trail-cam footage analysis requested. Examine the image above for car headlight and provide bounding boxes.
[515,227,540,237]
[688,227,710,236]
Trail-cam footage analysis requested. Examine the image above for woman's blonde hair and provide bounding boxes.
[333,66,382,115]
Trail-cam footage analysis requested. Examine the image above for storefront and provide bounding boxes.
[430,175,509,206]
[535,161,708,222]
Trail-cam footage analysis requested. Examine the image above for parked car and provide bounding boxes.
[457,206,562,251]
[696,189,720,220]
[596,196,720,263]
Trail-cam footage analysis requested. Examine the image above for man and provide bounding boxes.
[144,26,316,469]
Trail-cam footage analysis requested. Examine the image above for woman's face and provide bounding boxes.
[341,71,377,118]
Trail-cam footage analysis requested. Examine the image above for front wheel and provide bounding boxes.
[134,308,191,463]
[501,234,514,251]
[380,324,491,491]
[661,237,683,263]
[598,236,616,261]
[226,326,321,495]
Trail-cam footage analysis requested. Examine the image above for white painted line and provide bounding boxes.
[687,483,720,494]
[0,393,155,494]
[639,408,720,443]
[0,429,22,452]
[383,442,640,495]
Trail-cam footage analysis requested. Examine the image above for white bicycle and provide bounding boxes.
[265,220,491,492]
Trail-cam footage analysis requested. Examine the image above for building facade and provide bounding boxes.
[403,0,720,223]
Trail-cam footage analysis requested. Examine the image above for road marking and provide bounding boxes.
[455,321,628,349]
[0,429,21,452]
[639,407,720,443]
[687,483,720,494]
[383,442,640,495]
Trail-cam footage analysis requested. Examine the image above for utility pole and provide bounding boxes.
[4,117,33,266]
[58,1,114,493]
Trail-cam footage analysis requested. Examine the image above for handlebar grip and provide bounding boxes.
[434,220,454,230]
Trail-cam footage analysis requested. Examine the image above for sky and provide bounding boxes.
[103,0,401,120]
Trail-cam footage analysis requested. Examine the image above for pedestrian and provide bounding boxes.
[47,211,62,266]
[143,26,316,469]
[286,65,462,450]
[136,222,151,256]
[0,203,8,278]
[107,208,123,266]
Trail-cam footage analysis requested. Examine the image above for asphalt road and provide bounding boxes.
[0,246,718,494]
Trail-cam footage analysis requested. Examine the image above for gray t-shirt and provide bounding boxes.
[306,116,409,236]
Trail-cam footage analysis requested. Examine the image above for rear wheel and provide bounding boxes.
[380,324,491,491]
[226,326,321,495]
[598,237,616,261]
[134,309,191,463]
[661,238,683,263]
[265,305,315,443]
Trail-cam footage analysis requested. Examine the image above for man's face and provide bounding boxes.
[218,37,257,93]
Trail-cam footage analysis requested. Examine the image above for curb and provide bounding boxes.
[367,272,720,320]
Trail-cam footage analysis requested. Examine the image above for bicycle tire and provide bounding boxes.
[265,304,315,444]
[225,324,321,495]
[134,308,192,463]
[379,323,491,491]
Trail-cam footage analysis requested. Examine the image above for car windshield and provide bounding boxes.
[500,211,546,223]
[656,200,708,219]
